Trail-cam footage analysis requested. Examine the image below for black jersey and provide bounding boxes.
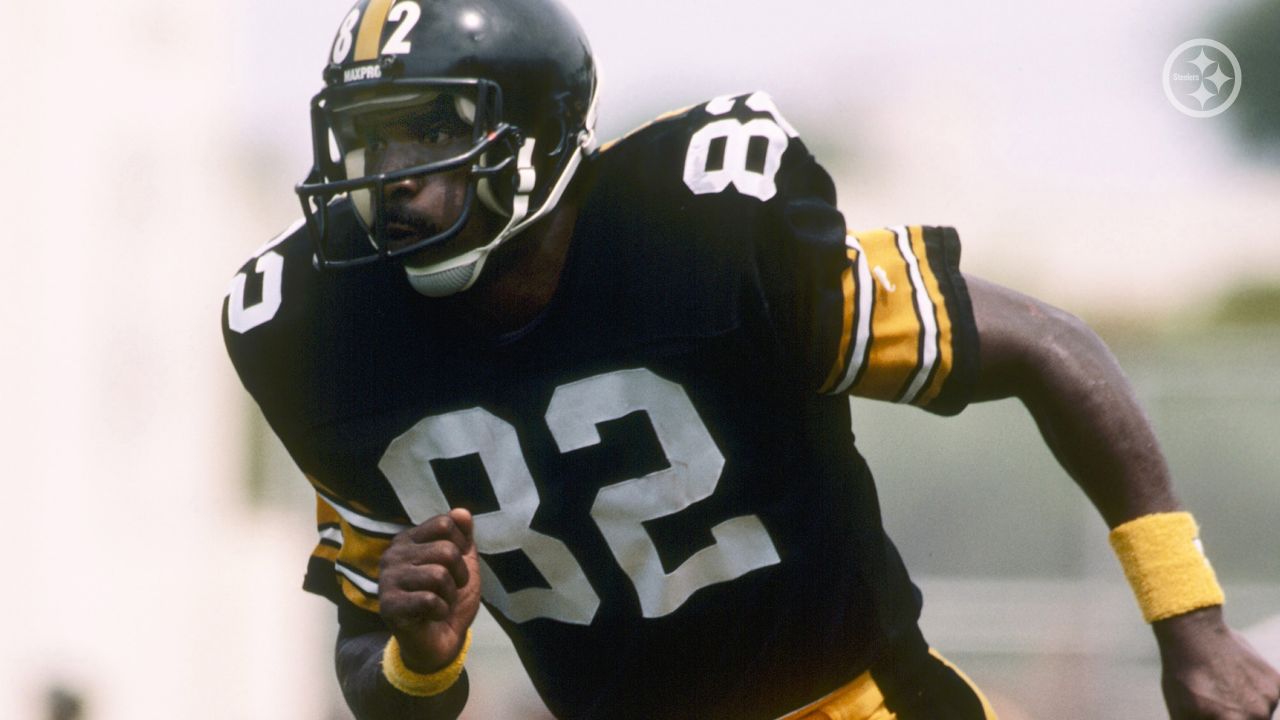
[223,92,978,720]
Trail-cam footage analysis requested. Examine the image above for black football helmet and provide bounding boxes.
[296,0,598,296]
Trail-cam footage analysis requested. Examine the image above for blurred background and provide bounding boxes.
[2,0,1277,717]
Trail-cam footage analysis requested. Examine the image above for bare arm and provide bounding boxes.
[967,275,1280,719]
[966,275,1177,526]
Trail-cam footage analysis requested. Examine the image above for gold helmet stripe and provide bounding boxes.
[354,0,397,62]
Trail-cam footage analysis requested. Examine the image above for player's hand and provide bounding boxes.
[1155,606,1280,719]
[379,508,482,673]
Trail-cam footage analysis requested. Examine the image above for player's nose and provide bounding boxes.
[382,165,461,210]
[375,142,444,192]
[383,171,426,203]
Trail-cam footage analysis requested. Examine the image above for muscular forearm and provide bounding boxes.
[968,276,1280,718]
[968,276,1178,527]
[335,629,469,720]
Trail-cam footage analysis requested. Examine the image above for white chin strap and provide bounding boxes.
[404,129,591,297]
[404,253,486,297]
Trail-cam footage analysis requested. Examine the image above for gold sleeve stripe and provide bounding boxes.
[332,514,390,612]
[308,481,411,537]
[309,474,386,517]
[893,226,941,404]
[336,561,380,596]
[354,0,396,62]
[316,493,341,526]
[312,498,343,562]
[336,530,389,612]
[821,225,964,407]
[318,525,343,548]
[337,563,382,612]
[846,228,920,399]
[311,491,393,613]
[312,542,340,563]
[911,228,956,406]
[341,582,380,612]
[335,523,391,569]
[329,500,408,536]
[825,235,875,395]
[330,510,391,598]
[847,237,875,393]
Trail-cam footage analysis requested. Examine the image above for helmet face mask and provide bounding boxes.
[300,78,516,267]
[296,0,598,296]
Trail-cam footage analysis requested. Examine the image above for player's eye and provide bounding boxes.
[343,94,472,161]
[408,102,471,145]
[363,129,388,154]
[347,116,387,153]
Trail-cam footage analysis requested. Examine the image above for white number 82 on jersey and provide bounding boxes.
[379,368,782,625]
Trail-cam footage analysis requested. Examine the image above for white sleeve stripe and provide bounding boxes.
[318,527,344,546]
[324,495,411,536]
[833,235,875,395]
[335,562,379,596]
[893,226,940,404]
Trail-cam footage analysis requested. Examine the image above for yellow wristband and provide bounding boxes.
[1108,511,1225,623]
[381,629,472,697]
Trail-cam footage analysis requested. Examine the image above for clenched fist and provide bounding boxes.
[379,508,482,673]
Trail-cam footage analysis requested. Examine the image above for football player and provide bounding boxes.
[222,0,1280,717]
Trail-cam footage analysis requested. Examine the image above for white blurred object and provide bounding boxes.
[1244,614,1280,672]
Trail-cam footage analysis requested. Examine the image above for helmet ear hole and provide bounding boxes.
[476,131,524,217]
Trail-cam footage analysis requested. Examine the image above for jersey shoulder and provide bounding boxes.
[560,92,846,354]
[222,216,310,340]
[591,90,840,253]
[221,215,316,400]
[221,203,426,443]
[601,90,802,153]
[595,90,830,207]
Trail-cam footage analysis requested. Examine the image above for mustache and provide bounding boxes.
[378,206,442,238]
